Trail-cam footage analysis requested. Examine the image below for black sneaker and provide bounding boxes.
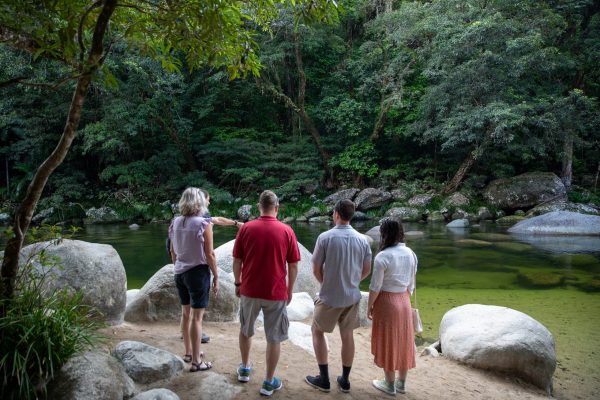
[337,376,350,393]
[201,333,210,343]
[305,375,331,392]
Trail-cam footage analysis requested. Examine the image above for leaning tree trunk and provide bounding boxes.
[561,131,574,190]
[443,151,478,194]
[443,129,494,194]
[0,0,118,303]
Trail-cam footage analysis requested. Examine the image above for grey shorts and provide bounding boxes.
[239,295,289,343]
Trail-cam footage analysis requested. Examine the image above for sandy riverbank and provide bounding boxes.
[100,320,578,400]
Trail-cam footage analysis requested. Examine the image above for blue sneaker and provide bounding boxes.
[260,377,283,396]
[237,362,253,382]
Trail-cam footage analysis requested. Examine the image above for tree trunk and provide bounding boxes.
[443,128,494,194]
[561,132,573,190]
[443,151,477,194]
[1,0,117,302]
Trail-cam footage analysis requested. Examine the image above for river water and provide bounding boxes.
[70,220,599,397]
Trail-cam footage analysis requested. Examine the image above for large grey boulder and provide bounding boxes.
[358,291,372,327]
[354,188,393,211]
[508,211,600,236]
[440,304,556,393]
[125,264,238,323]
[391,188,410,202]
[365,225,381,243]
[21,239,126,325]
[526,199,600,216]
[385,207,421,222]
[237,205,253,222]
[0,212,10,224]
[483,172,566,210]
[47,351,135,400]
[112,341,184,384]
[447,219,469,228]
[443,192,470,208]
[323,188,360,206]
[214,239,320,299]
[85,206,121,223]
[132,389,180,400]
[125,265,180,322]
[477,207,493,221]
[286,292,315,321]
[304,206,322,219]
[408,193,435,207]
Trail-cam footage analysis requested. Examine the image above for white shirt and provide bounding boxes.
[369,243,417,294]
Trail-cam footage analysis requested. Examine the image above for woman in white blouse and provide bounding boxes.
[368,218,417,395]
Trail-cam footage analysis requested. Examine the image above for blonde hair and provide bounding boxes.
[178,187,208,216]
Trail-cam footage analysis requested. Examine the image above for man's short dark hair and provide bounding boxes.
[259,190,279,210]
[334,199,355,221]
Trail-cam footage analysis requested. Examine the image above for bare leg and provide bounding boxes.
[311,325,328,365]
[265,341,281,382]
[181,305,191,355]
[239,331,252,367]
[339,329,355,367]
[397,369,408,381]
[384,369,395,383]
[189,308,205,364]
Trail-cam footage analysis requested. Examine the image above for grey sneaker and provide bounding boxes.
[237,362,252,382]
[372,379,396,396]
[395,378,406,394]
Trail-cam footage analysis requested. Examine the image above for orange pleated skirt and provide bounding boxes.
[371,291,416,371]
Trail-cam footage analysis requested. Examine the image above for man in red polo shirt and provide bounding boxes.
[232,190,300,396]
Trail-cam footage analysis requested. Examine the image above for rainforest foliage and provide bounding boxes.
[1,0,599,209]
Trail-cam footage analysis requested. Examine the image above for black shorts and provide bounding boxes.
[174,265,211,309]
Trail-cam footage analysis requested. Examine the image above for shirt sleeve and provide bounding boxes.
[311,235,325,266]
[232,227,244,259]
[363,239,372,264]
[287,229,301,263]
[369,253,386,292]
[408,249,418,294]
[195,217,211,238]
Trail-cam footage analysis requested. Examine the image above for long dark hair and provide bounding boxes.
[379,218,404,251]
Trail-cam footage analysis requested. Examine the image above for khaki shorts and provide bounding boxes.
[239,295,289,343]
[312,298,360,333]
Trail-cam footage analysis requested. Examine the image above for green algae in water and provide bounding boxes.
[516,271,566,288]
[494,241,533,252]
[470,233,513,242]
[455,239,493,247]
[552,254,600,272]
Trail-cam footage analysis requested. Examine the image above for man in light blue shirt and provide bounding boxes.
[305,199,372,393]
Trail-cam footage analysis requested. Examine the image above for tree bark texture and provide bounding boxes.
[1,0,118,302]
[561,132,573,190]
[443,131,493,194]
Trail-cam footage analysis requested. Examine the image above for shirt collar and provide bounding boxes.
[259,216,278,221]
[334,224,353,229]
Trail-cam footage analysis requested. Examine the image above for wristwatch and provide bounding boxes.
[234,282,242,287]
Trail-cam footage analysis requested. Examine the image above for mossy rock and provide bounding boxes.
[553,254,600,272]
[456,239,493,247]
[496,215,527,225]
[577,279,600,292]
[516,271,566,288]
[494,242,533,252]
[424,246,457,253]
[470,233,512,242]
